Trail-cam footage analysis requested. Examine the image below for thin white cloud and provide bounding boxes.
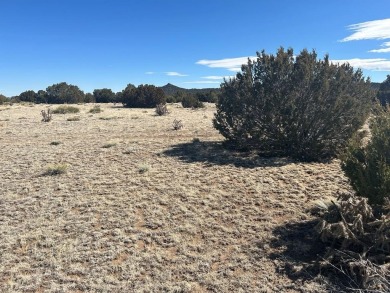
[369,41,390,53]
[196,56,257,72]
[183,81,221,84]
[330,58,390,71]
[201,75,235,80]
[341,18,390,42]
[341,18,390,53]
[165,71,188,77]
[145,71,155,75]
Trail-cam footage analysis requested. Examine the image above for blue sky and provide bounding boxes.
[1,0,390,96]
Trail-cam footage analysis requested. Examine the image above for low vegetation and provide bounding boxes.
[52,105,80,114]
[155,103,169,116]
[67,116,80,121]
[314,112,390,291]
[89,105,102,113]
[341,111,390,205]
[43,164,68,176]
[102,142,117,148]
[172,118,183,130]
[41,108,52,122]
[181,93,204,109]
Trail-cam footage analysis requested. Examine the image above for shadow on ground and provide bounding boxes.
[162,141,293,168]
[260,219,351,292]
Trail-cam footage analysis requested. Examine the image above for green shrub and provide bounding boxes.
[93,88,115,103]
[102,142,117,148]
[67,116,80,121]
[46,82,85,104]
[43,164,68,176]
[378,74,390,107]
[52,105,80,114]
[0,94,8,105]
[89,105,102,113]
[181,93,204,108]
[166,95,177,103]
[214,47,373,161]
[341,111,390,205]
[99,116,121,120]
[138,164,149,174]
[122,84,166,108]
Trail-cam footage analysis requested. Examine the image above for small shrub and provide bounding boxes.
[316,193,390,291]
[41,109,52,122]
[52,105,80,114]
[99,116,121,120]
[155,103,169,116]
[50,141,61,145]
[172,119,183,130]
[181,94,204,108]
[89,105,102,113]
[192,137,201,143]
[67,116,80,121]
[341,112,390,205]
[43,164,68,176]
[138,165,149,174]
[123,145,139,154]
[102,142,117,148]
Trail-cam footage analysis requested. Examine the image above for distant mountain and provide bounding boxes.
[159,82,382,97]
[159,83,220,96]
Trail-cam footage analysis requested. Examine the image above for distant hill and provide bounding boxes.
[159,83,220,96]
[371,82,381,91]
[160,82,381,97]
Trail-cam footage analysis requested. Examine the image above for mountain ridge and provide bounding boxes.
[159,83,220,96]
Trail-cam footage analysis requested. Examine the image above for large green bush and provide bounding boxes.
[122,84,166,108]
[181,93,204,108]
[341,111,390,205]
[214,48,374,161]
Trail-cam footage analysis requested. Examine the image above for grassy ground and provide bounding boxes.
[0,103,352,292]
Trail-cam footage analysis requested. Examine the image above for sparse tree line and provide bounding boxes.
[0,82,219,108]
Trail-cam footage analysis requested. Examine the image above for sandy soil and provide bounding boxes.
[0,103,352,292]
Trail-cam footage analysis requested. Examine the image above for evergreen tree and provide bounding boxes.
[122,84,165,108]
[214,48,374,161]
[378,75,390,106]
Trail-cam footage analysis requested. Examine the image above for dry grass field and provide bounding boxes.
[0,103,353,292]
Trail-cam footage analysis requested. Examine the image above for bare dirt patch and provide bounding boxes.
[0,103,351,292]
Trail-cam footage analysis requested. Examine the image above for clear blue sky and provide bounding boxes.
[1,0,390,96]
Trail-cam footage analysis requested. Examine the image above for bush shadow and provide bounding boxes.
[162,141,294,168]
[261,219,351,291]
